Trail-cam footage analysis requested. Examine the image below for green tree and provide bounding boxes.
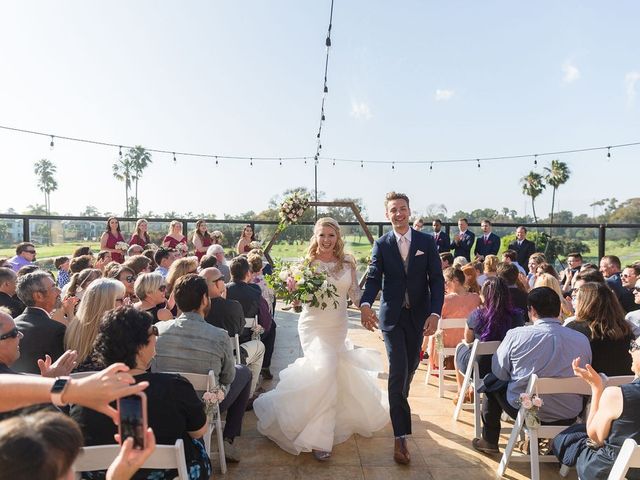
[80,205,101,217]
[112,155,134,216]
[520,171,546,225]
[127,146,152,217]
[33,159,58,215]
[543,159,571,236]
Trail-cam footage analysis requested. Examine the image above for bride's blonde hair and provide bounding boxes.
[306,217,350,264]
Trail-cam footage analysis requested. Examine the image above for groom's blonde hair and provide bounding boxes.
[307,217,350,266]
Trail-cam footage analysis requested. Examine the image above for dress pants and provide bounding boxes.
[261,320,277,369]
[219,365,251,440]
[382,308,423,436]
[240,339,265,396]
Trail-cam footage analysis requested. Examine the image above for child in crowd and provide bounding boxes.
[55,256,71,288]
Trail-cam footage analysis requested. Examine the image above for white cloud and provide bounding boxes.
[350,101,372,120]
[434,89,455,101]
[562,62,581,84]
[625,71,640,106]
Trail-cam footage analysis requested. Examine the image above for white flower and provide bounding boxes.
[279,270,289,281]
[297,278,305,285]
[521,398,533,410]
[532,396,543,408]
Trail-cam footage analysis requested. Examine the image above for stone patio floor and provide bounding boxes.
[212,306,578,480]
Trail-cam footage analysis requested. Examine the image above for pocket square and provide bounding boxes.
[415,250,425,256]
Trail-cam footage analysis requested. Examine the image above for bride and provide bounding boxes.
[253,217,389,461]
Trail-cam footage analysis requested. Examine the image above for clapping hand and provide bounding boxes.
[38,350,78,377]
[572,357,603,391]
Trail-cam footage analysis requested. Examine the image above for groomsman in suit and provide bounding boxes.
[450,218,475,262]
[474,219,500,261]
[430,219,451,254]
[507,226,536,273]
[361,192,444,465]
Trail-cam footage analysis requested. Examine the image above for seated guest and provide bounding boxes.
[69,254,94,274]
[55,256,71,289]
[206,244,230,282]
[461,263,481,294]
[620,264,640,313]
[534,273,573,320]
[526,252,546,288]
[600,255,628,305]
[477,254,498,286]
[94,250,112,272]
[227,256,276,380]
[472,286,592,454]
[0,267,24,317]
[124,254,152,275]
[166,257,198,297]
[501,249,527,275]
[142,249,157,272]
[65,278,125,371]
[199,254,217,270]
[62,268,102,300]
[553,346,640,480]
[13,271,66,374]
[626,279,640,328]
[565,282,634,376]
[452,256,469,269]
[535,262,560,280]
[454,277,524,403]
[126,244,144,258]
[108,265,137,303]
[440,252,454,270]
[71,306,212,478]
[559,252,583,292]
[247,251,275,315]
[496,262,529,323]
[72,246,93,258]
[133,273,173,324]
[153,274,250,462]
[7,242,37,272]
[153,248,174,279]
[201,268,265,399]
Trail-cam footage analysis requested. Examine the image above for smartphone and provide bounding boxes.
[117,392,147,449]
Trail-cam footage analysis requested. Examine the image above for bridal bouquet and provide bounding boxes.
[115,241,129,252]
[276,191,310,233]
[266,261,339,311]
[175,243,188,255]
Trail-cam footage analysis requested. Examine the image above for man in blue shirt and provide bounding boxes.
[472,286,592,454]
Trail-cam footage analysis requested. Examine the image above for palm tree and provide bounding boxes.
[543,159,571,236]
[520,171,546,225]
[127,146,152,217]
[113,156,134,216]
[33,159,58,215]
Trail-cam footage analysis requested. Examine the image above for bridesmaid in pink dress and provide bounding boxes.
[100,217,126,264]
[129,218,151,248]
[192,220,213,262]
[236,224,255,254]
[162,220,187,255]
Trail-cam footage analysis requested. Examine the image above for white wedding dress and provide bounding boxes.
[253,257,389,454]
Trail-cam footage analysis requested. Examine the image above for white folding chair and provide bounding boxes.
[233,334,242,365]
[69,371,98,379]
[452,339,501,439]
[497,374,591,480]
[165,370,227,474]
[425,317,467,397]
[608,438,640,480]
[604,375,636,387]
[73,439,189,480]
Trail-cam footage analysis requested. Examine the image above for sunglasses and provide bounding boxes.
[24,250,36,254]
[159,285,167,292]
[630,339,640,353]
[149,325,159,337]
[633,287,640,293]
[0,327,21,341]
[125,275,137,283]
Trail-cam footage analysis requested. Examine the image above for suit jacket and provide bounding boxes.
[205,297,245,336]
[13,307,65,374]
[474,232,501,258]
[0,292,25,318]
[508,239,537,272]
[225,281,261,319]
[431,230,451,254]
[361,228,444,331]
[451,230,475,262]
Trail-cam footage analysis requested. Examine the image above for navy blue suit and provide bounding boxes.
[431,230,451,254]
[474,232,501,259]
[361,228,444,436]
[508,239,536,273]
[451,230,475,262]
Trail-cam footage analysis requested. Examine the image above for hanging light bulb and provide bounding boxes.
[250,158,253,167]
[324,85,328,93]
[173,152,177,163]
[215,156,219,166]
[477,159,481,168]
[119,146,123,157]
[321,114,325,121]
[279,158,282,166]
[332,159,335,166]
[360,160,363,168]
[392,162,395,171]
[49,135,55,149]
[607,147,611,159]
[534,155,538,166]
[325,36,331,47]
[429,162,433,171]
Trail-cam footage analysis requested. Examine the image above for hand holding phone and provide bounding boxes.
[117,392,147,449]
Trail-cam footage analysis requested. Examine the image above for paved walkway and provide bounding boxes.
[213,306,578,480]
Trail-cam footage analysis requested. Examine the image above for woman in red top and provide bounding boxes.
[129,218,151,248]
[192,220,213,262]
[236,224,255,254]
[162,220,187,256]
[100,217,126,264]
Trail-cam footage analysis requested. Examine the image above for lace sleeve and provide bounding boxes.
[346,257,362,307]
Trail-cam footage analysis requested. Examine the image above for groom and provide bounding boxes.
[360,191,444,465]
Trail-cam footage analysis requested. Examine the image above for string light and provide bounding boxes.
[534,154,538,166]
[119,146,122,157]
[49,135,54,149]
[279,158,282,166]
[173,152,176,163]
[332,159,335,166]
[430,162,433,171]
[392,161,395,171]
[607,147,611,159]
[215,156,219,166]
[477,159,481,168]
[250,158,253,167]
[361,160,363,168]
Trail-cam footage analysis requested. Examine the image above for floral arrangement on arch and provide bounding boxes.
[276,191,310,233]
[202,386,226,416]
[518,392,544,429]
[266,260,339,312]
[115,241,129,252]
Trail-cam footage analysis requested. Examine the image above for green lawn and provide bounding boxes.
[0,242,102,260]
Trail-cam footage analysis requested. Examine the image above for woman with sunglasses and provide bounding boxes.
[553,340,640,479]
[108,266,138,304]
[133,273,173,324]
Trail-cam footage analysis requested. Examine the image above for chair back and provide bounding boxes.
[608,438,640,480]
[604,375,636,387]
[245,316,257,328]
[74,439,189,479]
[234,333,242,364]
[531,374,591,396]
[70,371,98,379]
[437,317,467,330]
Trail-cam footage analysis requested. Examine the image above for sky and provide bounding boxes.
[1,1,639,222]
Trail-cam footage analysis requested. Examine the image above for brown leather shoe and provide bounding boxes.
[393,437,410,465]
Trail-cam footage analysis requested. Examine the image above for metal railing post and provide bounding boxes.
[598,225,606,260]
[23,218,30,242]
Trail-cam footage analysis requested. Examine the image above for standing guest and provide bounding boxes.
[501,249,527,275]
[412,218,424,231]
[192,220,213,262]
[55,256,71,289]
[100,217,126,264]
[206,244,230,282]
[123,255,152,276]
[450,218,475,262]
[7,242,37,273]
[133,273,173,324]
[508,226,537,273]
[620,264,640,313]
[153,275,250,463]
[12,271,65,374]
[559,252,583,292]
[600,255,627,302]
[461,263,481,294]
[166,257,199,297]
[565,282,634,376]
[72,246,93,258]
[64,278,125,371]
[236,224,255,255]
[431,219,451,254]
[153,248,174,279]
[477,255,499,286]
[162,220,187,253]
[129,218,151,248]
[474,219,500,261]
[0,268,24,318]
[94,250,112,272]
[440,252,454,270]
[527,252,547,288]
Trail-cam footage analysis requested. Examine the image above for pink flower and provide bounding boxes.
[532,396,543,408]
[286,276,297,292]
[521,398,533,409]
